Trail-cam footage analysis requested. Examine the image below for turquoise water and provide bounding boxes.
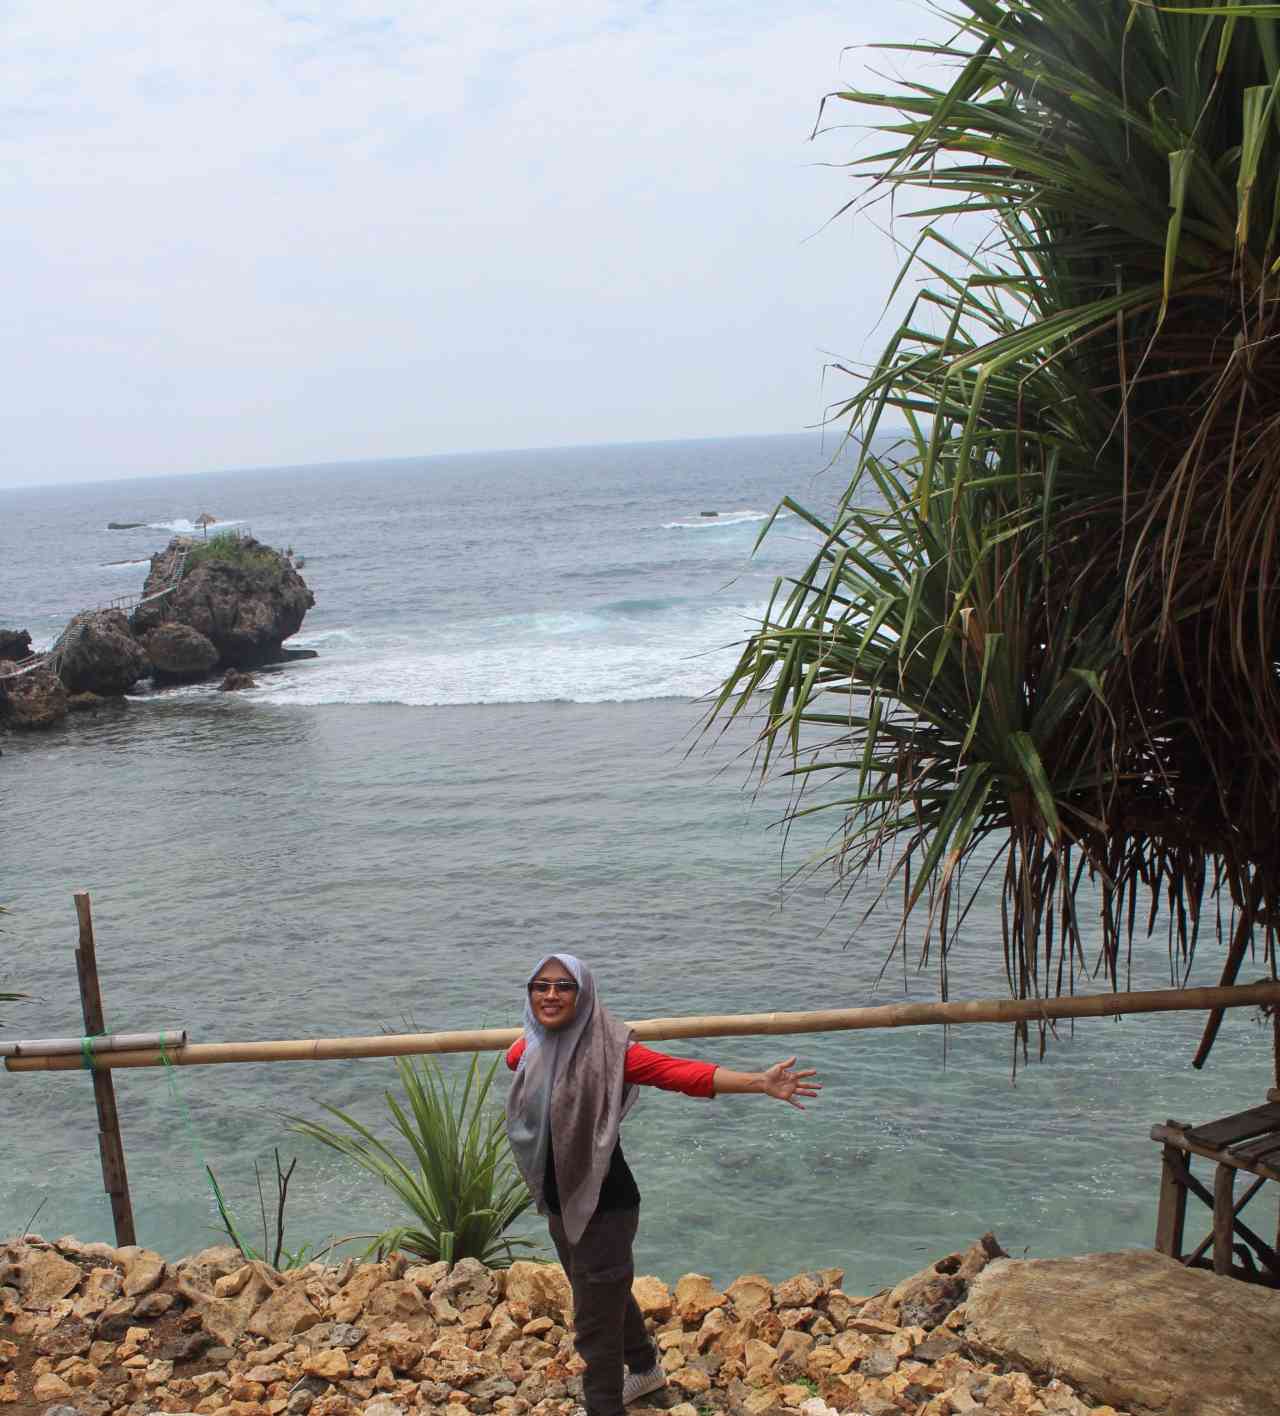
[1,435,1270,1289]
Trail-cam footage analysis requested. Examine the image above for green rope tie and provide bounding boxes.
[80,1034,102,1071]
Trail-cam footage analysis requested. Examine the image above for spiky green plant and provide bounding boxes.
[288,1052,536,1266]
[712,0,1280,1062]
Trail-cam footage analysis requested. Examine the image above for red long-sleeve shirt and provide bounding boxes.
[505,1037,717,1097]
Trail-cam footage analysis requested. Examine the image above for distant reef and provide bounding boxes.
[0,535,316,733]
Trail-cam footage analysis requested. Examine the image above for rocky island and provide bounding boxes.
[0,535,315,732]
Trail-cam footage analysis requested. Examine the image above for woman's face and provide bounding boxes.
[528,957,580,1032]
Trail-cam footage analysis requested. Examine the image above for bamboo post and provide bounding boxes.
[74,891,136,1247]
[7,979,1280,1073]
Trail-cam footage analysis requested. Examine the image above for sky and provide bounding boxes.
[3,1,956,487]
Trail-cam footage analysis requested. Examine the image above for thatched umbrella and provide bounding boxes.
[194,512,218,538]
[711,0,1280,1071]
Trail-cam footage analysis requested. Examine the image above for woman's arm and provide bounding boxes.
[712,1056,821,1110]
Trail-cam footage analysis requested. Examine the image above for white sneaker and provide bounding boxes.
[622,1366,667,1406]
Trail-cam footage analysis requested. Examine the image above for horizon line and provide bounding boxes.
[0,425,880,495]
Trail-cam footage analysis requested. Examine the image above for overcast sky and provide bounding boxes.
[4,1,955,487]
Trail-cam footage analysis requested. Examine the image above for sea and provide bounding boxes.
[0,432,1270,1291]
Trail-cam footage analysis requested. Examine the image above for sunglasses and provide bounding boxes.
[529,980,579,995]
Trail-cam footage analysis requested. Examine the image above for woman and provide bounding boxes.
[505,952,820,1416]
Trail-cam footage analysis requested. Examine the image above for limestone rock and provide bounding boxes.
[181,1244,245,1280]
[0,661,68,728]
[674,1273,726,1323]
[93,1295,137,1340]
[860,1343,899,1378]
[197,1264,276,1347]
[321,1322,365,1349]
[432,1256,495,1310]
[303,1347,351,1380]
[366,1279,430,1323]
[405,1261,449,1294]
[57,609,150,695]
[725,1274,773,1317]
[144,622,219,682]
[219,668,257,691]
[963,1250,1280,1416]
[774,1272,825,1309]
[32,1371,73,1401]
[213,1264,254,1297]
[34,1315,93,1357]
[132,535,315,669]
[19,1248,82,1306]
[246,1284,322,1342]
[121,1252,166,1297]
[362,1402,405,1416]
[503,1262,573,1325]
[632,1275,673,1321]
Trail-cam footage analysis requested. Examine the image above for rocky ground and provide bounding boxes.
[0,1234,1135,1416]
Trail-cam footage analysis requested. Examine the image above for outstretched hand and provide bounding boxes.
[761,1056,821,1110]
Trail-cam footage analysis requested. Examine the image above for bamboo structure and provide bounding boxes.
[8,979,1280,1073]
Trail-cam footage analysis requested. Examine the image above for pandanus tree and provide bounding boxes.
[712,0,1280,1065]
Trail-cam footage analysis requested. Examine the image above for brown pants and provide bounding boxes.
[547,1206,657,1416]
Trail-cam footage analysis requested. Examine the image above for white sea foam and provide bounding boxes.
[661,508,790,530]
[146,517,246,535]
[284,626,364,650]
[99,558,152,571]
[253,602,762,708]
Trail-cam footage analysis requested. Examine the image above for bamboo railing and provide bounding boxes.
[8,980,1280,1073]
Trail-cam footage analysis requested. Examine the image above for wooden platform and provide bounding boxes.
[1151,1090,1280,1286]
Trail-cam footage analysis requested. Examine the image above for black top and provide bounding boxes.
[544,1132,641,1215]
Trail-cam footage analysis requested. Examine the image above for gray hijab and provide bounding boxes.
[505,953,637,1245]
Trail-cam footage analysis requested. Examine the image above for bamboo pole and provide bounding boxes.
[8,979,1280,1073]
[73,891,137,1246]
[0,1030,187,1058]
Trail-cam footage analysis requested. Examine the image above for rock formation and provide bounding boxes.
[0,1231,1186,1416]
[963,1250,1280,1416]
[132,536,314,670]
[0,662,67,728]
[0,628,32,661]
[57,610,151,696]
[143,623,219,683]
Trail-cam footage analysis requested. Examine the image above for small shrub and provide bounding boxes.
[184,532,281,577]
[288,1051,536,1267]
